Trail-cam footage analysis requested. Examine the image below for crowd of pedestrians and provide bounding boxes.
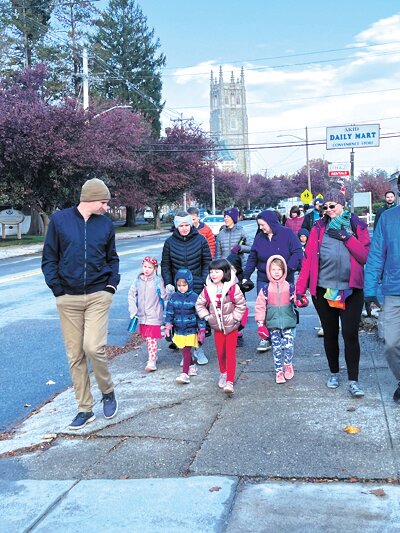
[41,178,400,431]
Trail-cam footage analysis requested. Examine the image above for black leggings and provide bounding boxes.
[312,287,364,381]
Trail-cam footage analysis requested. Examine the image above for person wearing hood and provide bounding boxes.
[161,211,212,364]
[295,189,370,397]
[165,269,206,384]
[196,259,247,395]
[373,190,396,230]
[301,197,324,231]
[215,207,253,269]
[242,210,303,352]
[255,255,297,383]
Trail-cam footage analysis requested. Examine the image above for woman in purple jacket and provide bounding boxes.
[243,210,303,352]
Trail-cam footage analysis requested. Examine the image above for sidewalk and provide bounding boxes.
[1,303,399,531]
[0,227,168,260]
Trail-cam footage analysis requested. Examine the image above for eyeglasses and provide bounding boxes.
[322,204,337,210]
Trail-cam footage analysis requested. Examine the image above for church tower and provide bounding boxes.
[210,66,251,176]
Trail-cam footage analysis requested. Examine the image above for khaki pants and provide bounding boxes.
[56,291,114,412]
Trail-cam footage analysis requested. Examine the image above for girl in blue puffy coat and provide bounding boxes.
[165,269,206,385]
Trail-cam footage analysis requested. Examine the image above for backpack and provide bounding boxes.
[202,284,249,329]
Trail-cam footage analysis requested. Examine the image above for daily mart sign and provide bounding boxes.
[326,124,380,150]
[328,163,351,177]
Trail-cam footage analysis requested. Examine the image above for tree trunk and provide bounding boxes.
[27,207,44,235]
[42,213,50,237]
[153,205,161,229]
[125,206,136,227]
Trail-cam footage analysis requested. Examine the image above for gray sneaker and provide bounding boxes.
[326,373,340,389]
[194,346,208,365]
[348,381,365,397]
[257,339,271,352]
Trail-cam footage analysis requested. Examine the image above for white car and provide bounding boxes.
[143,208,154,221]
[202,215,225,235]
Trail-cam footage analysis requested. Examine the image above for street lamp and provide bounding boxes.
[277,127,311,193]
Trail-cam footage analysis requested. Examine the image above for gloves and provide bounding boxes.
[241,279,254,293]
[164,324,173,342]
[257,325,270,339]
[198,328,206,344]
[364,296,381,317]
[326,228,352,242]
[166,284,175,293]
[230,244,241,254]
[295,294,309,308]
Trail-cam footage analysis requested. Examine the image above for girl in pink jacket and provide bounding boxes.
[255,255,297,384]
[128,257,168,372]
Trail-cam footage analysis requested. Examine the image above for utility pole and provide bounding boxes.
[350,148,355,213]
[82,47,89,110]
[305,126,311,193]
[211,167,216,215]
[171,114,193,210]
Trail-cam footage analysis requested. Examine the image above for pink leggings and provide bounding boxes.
[182,346,195,374]
[145,338,158,362]
[214,330,238,383]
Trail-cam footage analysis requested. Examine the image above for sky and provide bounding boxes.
[133,1,400,178]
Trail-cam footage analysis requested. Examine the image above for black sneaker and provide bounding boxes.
[169,342,178,350]
[102,390,118,419]
[68,411,96,430]
[393,385,400,403]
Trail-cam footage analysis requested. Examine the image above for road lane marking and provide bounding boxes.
[0,270,42,283]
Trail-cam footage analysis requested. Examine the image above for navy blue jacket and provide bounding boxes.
[161,227,211,294]
[165,269,205,334]
[244,210,303,285]
[42,207,120,296]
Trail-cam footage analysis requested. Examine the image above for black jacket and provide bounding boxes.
[42,207,120,296]
[161,227,211,294]
[301,210,322,231]
[373,203,395,230]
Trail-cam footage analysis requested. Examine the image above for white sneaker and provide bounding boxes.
[317,327,324,337]
[218,373,227,389]
[145,360,157,372]
[257,339,271,352]
[176,373,190,384]
[188,364,198,376]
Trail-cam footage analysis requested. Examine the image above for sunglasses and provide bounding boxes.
[322,204,337,210]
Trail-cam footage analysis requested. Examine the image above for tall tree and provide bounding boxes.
[90,0,166,136]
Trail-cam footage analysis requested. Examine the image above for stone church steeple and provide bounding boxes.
[210,66,250,176]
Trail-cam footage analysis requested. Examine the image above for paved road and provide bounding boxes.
[0,221,258,431]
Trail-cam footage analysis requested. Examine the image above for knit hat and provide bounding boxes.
[80,178,111,202]
[324,188,346,206]
[313,197,324,206]
[174,212,193,228]
[224,207,239,224]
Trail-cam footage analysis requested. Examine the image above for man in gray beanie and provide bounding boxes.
[162,210,212,364]
[42,178,120,430]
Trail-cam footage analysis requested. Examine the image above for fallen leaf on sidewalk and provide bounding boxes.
[41,434,57,440]
[209,486,221,492]
[343,425,361,434]
[239,375,248,380]
[239,360,248,365]
[346,407,356,412]
[368,488,386,497]
[46,380,56,385]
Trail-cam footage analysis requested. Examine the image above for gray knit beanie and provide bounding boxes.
[324,188,346,206]
[80,178,111,202]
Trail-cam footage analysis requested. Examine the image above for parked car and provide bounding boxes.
[143,208,154,221]
[202,215,225,235]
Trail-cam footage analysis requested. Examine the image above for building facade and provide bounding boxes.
[210,67,251,176]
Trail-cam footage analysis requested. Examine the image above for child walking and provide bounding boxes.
[255,255,297,384]
[165,269,205,384]
[196,259,247,394]
[128,257,167,372]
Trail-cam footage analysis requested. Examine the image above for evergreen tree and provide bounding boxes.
[90,0,166,136]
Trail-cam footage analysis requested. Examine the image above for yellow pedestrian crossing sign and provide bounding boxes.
[316,193,323,199]
[300,189,313,204]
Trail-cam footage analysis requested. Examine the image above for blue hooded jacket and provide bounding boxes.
[243,210,303,285]
[165,269,205,334]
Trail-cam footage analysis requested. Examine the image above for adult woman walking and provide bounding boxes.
[161,211,212,364]
[295,189,370,397]
[243,210,303,352]
[285,206,303,235]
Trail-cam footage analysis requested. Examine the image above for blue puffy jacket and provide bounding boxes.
[42,207,120,296]
[364,206,400,296]
[165,269,205,334]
